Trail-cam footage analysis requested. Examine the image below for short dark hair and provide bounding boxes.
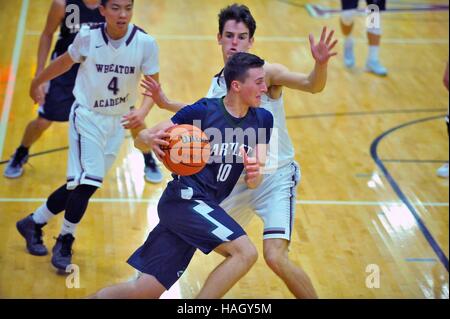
[224,52,264,91]
[218,4,256,38]
[101,0,134,6]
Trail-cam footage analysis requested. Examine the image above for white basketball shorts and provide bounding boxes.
[66,103,125,190]
[220,161,301,240]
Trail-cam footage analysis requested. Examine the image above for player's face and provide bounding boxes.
[100,0,133,32]
[218,20,254,63]
[238,67,267,107]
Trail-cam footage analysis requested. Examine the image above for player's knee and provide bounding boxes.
[242,246,258,268]
[263,241,289,271]
[264,251,285,272]
[341,9,356,26]
[367,25,382,36]
[239,241,258,267]
[73,184,98,199]
[229,236,258,267]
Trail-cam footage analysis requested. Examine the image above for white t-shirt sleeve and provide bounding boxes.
[141,36,160,75]
[68,25,91,63]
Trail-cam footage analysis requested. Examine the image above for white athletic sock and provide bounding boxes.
[32,204,55,224]
[368,45,380,62]
[60,219,78,236]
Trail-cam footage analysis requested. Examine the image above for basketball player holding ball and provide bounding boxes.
[91,52,273,299]
[139,4,335,298]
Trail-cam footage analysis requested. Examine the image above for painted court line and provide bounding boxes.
[405,258,437,263]
[371,115,449,272]
[0,0,29,159]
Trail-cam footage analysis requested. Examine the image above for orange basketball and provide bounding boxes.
[161,124,210,176]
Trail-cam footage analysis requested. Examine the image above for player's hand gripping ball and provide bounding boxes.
[161,124,210,176]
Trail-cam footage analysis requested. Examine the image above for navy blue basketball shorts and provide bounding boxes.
[38,74,76,122]
[341,0,386,11]
[127,180,247,290]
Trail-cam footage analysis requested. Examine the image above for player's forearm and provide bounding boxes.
[139,95,154,117]
[150,120,174,135]
[141,75,187,112]
[306,62,328,93]
[33,53,74,87]
[35,33,53,75]
[162,100,187,113]
[130,96,154,139]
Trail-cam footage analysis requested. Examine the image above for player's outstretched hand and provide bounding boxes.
[241,146,261,189]
[309,26,338,65]
[30,79,46,105]
[141,75,169,109]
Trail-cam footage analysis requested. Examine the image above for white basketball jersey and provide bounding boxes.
[69,24,159,116]
[206,73,295,170]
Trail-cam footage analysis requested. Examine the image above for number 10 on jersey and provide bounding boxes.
[217,164,232,182]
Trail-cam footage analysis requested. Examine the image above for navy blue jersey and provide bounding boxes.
[51,0,104,85]
[128,98,273,288]
[171,97,274,203]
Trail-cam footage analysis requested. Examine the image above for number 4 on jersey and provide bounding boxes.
[108,77,119,95]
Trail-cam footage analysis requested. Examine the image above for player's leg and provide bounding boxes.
[4,117,52,179]
[15,102,81,255]
[20,116,53,148]
[256,162,317,298]
[263,238,317,299]
[155,183,253,299]
[92,273,166,299]
[143,151,163,183]
[188,182,259,298]
[340,0,358,68]
[51,106,120,270]
[197,235,257,299]
[16,184,72,256]
[365,0,387,75]
[94,223,195,299]
[51,184,98,270]
[101,223,197,299]
[4,81,74,178]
